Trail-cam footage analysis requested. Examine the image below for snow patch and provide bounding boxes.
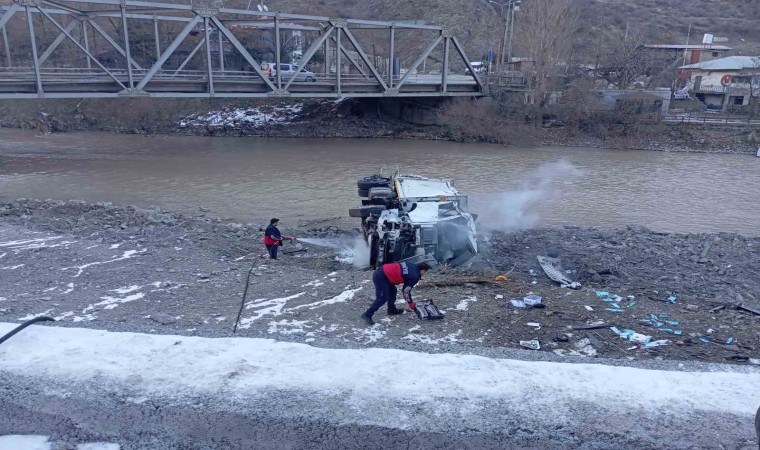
[402,330,463,345]
[62,249,146,278]
[455,296,477,311]
[179,104,303,129]
[268,319,311,335]
[0,264,24,270]
[0,435,51,450]
[83,292,145,313]
[1,323,757,426]
[17,309,54,321]
[77,443,121,450]
[238,293,306,328]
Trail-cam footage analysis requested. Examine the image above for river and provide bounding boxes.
[0,128,758,235]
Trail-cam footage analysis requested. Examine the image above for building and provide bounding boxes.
[644,44,732,64]
[680,56,760,110]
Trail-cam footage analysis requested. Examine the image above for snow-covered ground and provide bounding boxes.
[178,104,303,129]
[1,322,758,448]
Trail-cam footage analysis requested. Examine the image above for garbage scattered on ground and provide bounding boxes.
[526,322,541,328]
[495,294,504,300]
[520,339,541,350]
[509,299,526,308]
[495,275,508,281]
[572,322,608,330]
[523,295,543,307]
[537,255,582,289]
[584,305,594,311]
[668,295,678,303]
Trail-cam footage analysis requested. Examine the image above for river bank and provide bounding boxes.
[0,98,757,155]
[1,199,758,367]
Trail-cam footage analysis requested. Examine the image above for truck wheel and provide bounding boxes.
[357,175,391,190]
[368,187,393,200]
[358,188,369,197]
[349,205,386,218]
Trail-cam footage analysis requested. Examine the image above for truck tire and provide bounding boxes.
[348,205,386,218]
[358,188,369,198]
[357,175,391,190]
[368,187,394,200]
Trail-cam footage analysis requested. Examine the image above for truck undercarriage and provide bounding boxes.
[349,173,479,268]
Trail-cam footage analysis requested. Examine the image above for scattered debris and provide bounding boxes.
[584,305,594,311]
[523,294,543,307]
[519,339,541,350]
[537,256,581,289]
[572,322,609,330]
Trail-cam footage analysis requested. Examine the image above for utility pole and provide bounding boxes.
[506,1,520,65]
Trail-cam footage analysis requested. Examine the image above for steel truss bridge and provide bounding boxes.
[0,0,485,99]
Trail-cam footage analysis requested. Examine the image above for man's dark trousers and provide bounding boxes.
[368,267,398,315]
[266,244,278,260]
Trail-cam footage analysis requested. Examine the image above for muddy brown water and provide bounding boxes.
[1,128,758,235]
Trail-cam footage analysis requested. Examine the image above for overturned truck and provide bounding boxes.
[349,173,478,269]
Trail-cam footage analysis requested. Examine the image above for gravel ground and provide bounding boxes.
[1,199,759,449]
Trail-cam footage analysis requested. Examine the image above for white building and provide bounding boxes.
[680,56,760,110]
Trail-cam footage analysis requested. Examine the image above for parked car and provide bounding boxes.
[465,61,486,74]
[261,63,316,82]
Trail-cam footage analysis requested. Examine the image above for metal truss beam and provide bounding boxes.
[88,19,143,70]
[36,6,127,90]
[283,25,334,92]
[394,34,442,91]
[211,15,277,92]
[329,35,367,76]
[342,27,387,91]
[137,15,200,90]
[38,18,79,65]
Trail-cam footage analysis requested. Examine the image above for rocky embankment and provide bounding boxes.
[1,199,758,367]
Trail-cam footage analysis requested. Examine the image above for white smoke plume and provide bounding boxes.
[473,160,581,232]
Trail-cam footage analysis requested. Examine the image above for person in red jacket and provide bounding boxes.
[361,261,431,325]
[263,218,291,260]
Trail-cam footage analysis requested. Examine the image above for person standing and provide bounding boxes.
[263,218,290,260]
[362,261,431,325]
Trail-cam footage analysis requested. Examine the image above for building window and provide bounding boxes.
[733,96,744,105]
[733,76,751,84]
[712,52,719,57]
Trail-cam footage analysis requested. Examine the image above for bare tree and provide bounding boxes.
[514,0,578,127]
[595,30,678,89]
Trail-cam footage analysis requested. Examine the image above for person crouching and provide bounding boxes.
[362,261,431,325]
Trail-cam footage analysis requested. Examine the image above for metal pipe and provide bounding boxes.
[26,6,44,94]
[274,15,280,89]
[336,27,341,95]
[507,3,516,64]
[203,16,213,94]
[2,25,10,67]
[153,17,160,60]
[120,4,134,88]
[82,20,91,69]
[442,37,449,93]
[217,28,224,72]
[388,26,394,87]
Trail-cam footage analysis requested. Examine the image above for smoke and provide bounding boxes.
[298,236,370,268]
[473,160,581,233]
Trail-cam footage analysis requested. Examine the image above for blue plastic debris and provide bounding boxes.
[610,295,623,302]
[644,340,670,348]
[602,298,616,303]
[666,320,680,326]
[725,337,734,345]
[610,303,621,309]
[654,321,665,327]
[667,295,677,303]
[627,300,637,308]
[658,314,669,319]
[674,330,683,336]
[639,319,653,324]
[596,291,609,298]
[658,328,674,333]
[699,337,711,344]
[610,327,622,335]
[606,308,625,313]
